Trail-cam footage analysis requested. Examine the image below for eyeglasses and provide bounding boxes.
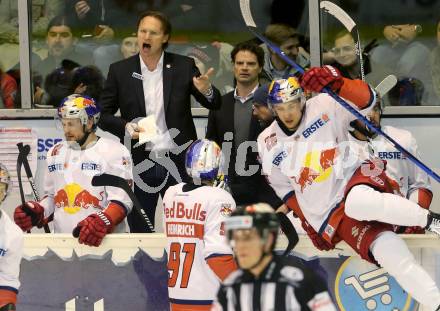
[331,45,355,55]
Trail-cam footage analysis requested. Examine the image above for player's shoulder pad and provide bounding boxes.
[97,137,132,159]
[307,93,337,110]
[383,125,413,147]
[222,269,244,286]
[210,186,235,201]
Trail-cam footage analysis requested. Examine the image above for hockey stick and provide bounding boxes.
[320,1,365,81]
[276,212,299,256]
[16,143,51,233]
[91,173,155,233]
[16,146,29,233]
[239,0,440,183]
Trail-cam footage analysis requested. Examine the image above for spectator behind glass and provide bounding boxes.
[330,30,374,80]
[371,23,435,105]
[94,32,139,77]
[33,15,92,105]
[66,0,117,42]
[260,23,310,84]
[120,34,139,59]
[35,67,74,107]
[71,65,105,101]
[0,0,64,72]
[0,67,17,109]
[430,18,440,102]
[388,77,425,106]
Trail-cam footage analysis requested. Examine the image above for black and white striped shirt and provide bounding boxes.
[213,255,336,311]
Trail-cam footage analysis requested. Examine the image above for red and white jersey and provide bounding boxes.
[40,137,133,233]
[350,125,431,198]
[0,211,23,292]
[163,183,235,304]
[258,93,374,234]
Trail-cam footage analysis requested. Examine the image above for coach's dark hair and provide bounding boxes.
[136,11,171,49]
[230,42,265,68]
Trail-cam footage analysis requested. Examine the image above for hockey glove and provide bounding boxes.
[13,201,45,231]
[301,219,335,251]
[300,65,344,93]
[73,202,126,247]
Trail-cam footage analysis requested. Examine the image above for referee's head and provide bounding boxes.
[224,203,279,272]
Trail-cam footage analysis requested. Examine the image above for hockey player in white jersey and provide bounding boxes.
[13,95,133,246]
[349,98,432,233]
[0,164,23,310]
[163,139,237,311]
[257,68,440,310]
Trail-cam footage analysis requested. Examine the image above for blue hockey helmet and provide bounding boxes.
[185,139,222,183]
[268,76,305,108]
[57,94,101,130]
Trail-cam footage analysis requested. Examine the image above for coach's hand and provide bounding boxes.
[193,67,214,97]
[301,219,335,251]
[300,65,344,93]
[14,201,45,231]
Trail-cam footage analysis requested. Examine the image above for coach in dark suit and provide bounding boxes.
[99,11,221,232]
[206,42,281,209]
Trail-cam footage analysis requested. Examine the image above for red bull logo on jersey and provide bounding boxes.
[164,201,207,221]
[54,183,104,214]
[264,133,277,151]
[302,114,330,138]
[291,147,338,192]
[220,203,233,216]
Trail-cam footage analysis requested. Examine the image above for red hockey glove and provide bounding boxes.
[73,202,126,247]
[74,212,112,247]
[301,219,335,251]
[13,201,45,231]
[300,65,344,93]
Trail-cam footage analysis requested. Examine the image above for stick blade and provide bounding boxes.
[239,0,256,27]
[320,1,356,32]
[375,75,398,97]
[92,173,126,188]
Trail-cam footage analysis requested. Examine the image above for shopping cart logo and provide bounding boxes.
[345,268,391,310]
[335,257,414,311]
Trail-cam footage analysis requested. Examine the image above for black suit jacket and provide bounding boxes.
[99,52,221,163]
[206,91,282,207]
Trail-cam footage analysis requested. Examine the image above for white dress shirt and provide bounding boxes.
[139,53,175,151]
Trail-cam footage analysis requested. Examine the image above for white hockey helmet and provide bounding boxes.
[57,94,101,130]
[185,139,222,182]
[268,76,305,108]
[0,163,11,204]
